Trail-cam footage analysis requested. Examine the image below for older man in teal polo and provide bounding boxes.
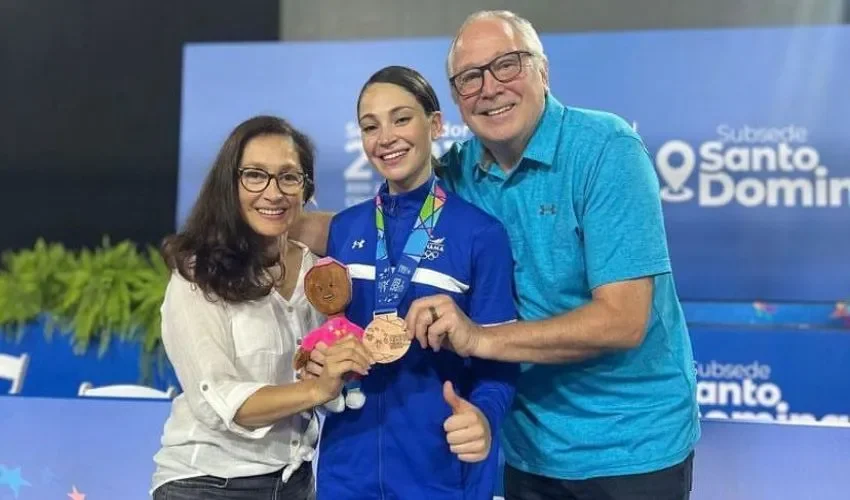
[405,10,699,500]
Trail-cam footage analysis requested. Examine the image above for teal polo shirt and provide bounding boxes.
[440,94,700,479]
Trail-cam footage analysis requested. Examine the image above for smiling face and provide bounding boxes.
[450,17,548,156]
[237,134,306,239]
[304,259,351,316]
[358,82,443,193]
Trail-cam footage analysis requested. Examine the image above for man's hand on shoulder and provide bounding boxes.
[290,211,334,256]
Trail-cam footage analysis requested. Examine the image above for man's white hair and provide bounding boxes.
[445,10,547,78]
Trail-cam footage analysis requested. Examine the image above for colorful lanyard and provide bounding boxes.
[374,177,447,313]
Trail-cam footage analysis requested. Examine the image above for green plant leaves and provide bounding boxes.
[0,239,72,339]
[0,237,170,360]
[130,245,171,353]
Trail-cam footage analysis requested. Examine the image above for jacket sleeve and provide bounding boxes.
[463,220,520,499]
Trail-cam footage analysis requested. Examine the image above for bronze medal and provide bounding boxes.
[363,313,411,363]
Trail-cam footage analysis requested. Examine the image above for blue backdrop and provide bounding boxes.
[4,323,848,427]
[176,26,850,303]
[3,397,849,499]
[0,319,179,398]
[2,26,847,418]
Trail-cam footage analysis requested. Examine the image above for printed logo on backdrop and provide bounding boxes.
[654,124,850,208]
[696,360,850,425]
[342,120,473,207]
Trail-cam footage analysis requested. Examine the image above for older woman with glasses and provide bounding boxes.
[150,115,372,500]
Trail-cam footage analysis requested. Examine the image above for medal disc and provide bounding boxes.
[363,313,411,363]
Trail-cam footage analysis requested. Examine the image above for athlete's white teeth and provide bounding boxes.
[484,105,513,116]
[381,150,408,160]
[258,208,285,215]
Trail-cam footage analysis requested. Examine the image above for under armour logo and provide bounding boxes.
[352,239,365,249]
[539,204,557,215]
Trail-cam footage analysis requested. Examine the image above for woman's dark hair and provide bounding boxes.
[357,65,444,175]
[357,65,441,115]
[162,115,316,303]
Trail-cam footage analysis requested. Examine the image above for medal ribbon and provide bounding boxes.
[374,177,446,313]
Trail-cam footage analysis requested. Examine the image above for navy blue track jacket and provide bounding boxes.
[317,177,519,500]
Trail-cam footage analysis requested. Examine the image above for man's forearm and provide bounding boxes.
[475,299,645,364]
[290,211,334,256]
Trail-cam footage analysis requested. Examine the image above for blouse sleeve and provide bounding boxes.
[160,273,275,439]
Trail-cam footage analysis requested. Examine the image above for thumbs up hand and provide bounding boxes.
[442,381,491,463]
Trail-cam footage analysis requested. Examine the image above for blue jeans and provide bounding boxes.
[153,462,314,500]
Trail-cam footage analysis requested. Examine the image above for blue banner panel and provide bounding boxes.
[1,397,849,499]
[177,27,850,302]
[6,323,848,429]
[0,320,178,398]
[691,326,850,425]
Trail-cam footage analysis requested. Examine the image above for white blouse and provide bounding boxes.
[151,241,325,494]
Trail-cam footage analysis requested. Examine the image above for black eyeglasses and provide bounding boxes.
[237,167,310,194]
[449,50,533,97]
